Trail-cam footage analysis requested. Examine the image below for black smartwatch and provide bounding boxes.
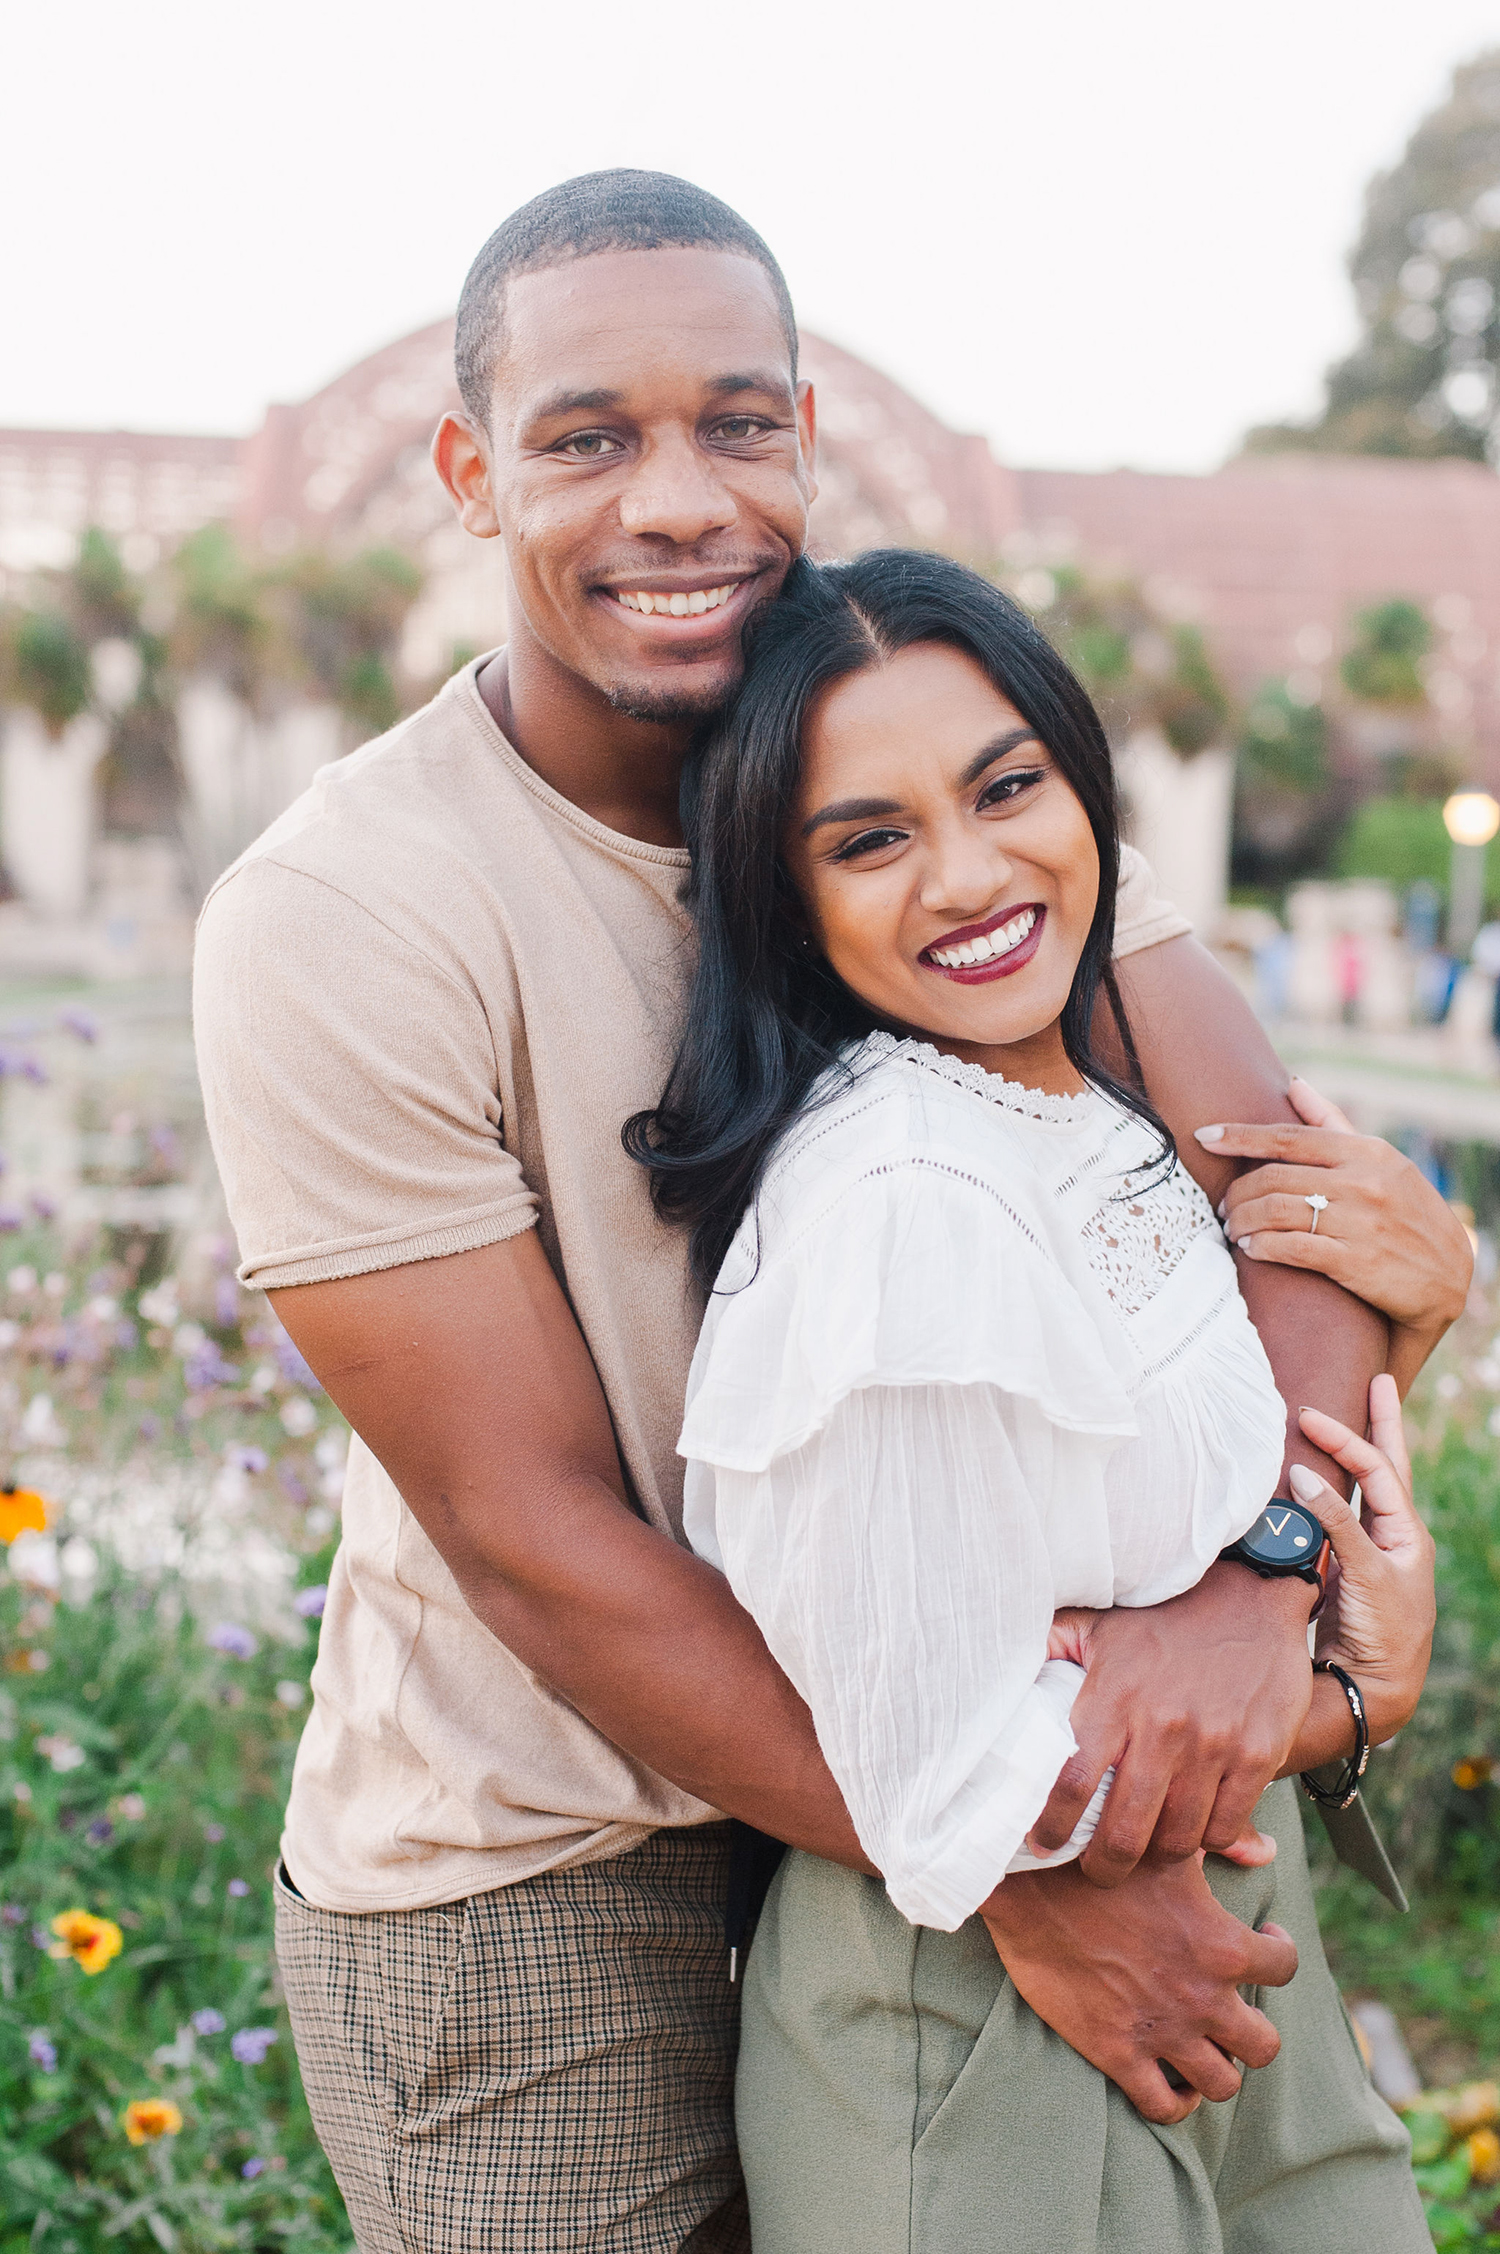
[1219,1498,1330,1591]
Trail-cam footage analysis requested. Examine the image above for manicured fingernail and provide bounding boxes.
[1238,1235,1257,1256]
[1195,1125,1225,1143]
[1289,1464,1323,1502]
[1215,1198,1227,1220]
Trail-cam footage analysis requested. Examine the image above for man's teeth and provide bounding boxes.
[614,585,737,617]
[930,908,1037,969]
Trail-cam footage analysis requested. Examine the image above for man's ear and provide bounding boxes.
[432,412,501,539]
[796,379,819,506]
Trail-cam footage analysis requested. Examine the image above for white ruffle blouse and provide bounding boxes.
[680,1032,1285,1932]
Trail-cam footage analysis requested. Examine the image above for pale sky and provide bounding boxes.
[4,0,1498,473]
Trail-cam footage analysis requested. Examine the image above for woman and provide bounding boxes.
[626,551,1435,2252]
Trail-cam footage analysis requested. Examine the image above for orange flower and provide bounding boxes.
[0,1486,46,1543]
[1453,1756,1495,1792]
[1468,2127,1500,2184]
[122,2099,183,2145]
[49,1909,124,1974]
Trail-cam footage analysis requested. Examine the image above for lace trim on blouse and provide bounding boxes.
[856,1031,1102,1125]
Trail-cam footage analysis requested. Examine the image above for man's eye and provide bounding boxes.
[713,416,768,441]
[832,827,906,862]
[558,431,622,459]
[979,767,1045,809]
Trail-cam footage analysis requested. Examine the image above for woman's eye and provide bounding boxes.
[832,827,906,862]
[978,767,1045,810]
[559,431,622,459]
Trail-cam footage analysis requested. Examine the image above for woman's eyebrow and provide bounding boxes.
[959,727,1040,788]
[800,795,902,839]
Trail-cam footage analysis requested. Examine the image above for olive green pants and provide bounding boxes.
[737,1781,1427,2254]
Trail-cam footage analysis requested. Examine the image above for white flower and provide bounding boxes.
[137,1282,180,1327]
[6,1266,35,1297]
[275,1680,306,1708]
[117,1793,147,1822]
[172,1322,207,1358]
[85,1296,118,1322]
[35,1732,86,1773]
[20,1395,66,1448]
[8,1531,59,1590]
[0,1322,19,1350]
[59,1536,98,1584]
[280,1396,317,1438]
[249,1364,276,1397]
[42,1274,65,1300]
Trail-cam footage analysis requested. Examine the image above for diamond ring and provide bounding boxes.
[1305,1193,1329,1235]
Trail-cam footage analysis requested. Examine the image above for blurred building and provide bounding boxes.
[5,321,1500,970]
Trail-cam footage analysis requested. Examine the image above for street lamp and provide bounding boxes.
[1444,790,1500,956]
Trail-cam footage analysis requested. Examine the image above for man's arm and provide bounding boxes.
[272,1229,866,1868]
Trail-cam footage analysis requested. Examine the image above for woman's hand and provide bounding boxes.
[1289,1375,1436,1749]
[1197,1075,1472,1393]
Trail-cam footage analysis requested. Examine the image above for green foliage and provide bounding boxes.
[168,528,273,702]
[70,531,140,645]
[1335,794,1500,914]
[1244,49,1500,462]
[1007,564,1232,757]
[0,1194,353,2250]
[6,612,94,737]
[275,548,421,733]
[1341,599,1433,706]
[1239,684,1331,796]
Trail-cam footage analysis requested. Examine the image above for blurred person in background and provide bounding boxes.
[194,172,1469,2254]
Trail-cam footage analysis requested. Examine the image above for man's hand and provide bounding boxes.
[1204,1075,1472,1395]
[980,1854,1297,2125]
[1027,1564,1314,1884]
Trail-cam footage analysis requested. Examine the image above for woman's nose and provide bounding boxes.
[919,831,1011,918]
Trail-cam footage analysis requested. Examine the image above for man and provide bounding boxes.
[194,172,1467,2252]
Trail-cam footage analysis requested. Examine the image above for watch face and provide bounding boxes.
[1242,1499,1323,1566]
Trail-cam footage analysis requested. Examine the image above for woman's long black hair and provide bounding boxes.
[624,548,1174,1288]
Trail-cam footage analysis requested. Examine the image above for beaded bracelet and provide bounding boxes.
[1300,1661,1370,1811]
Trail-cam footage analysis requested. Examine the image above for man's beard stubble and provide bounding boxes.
[603,677,733,728]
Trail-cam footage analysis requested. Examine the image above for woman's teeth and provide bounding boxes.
[929,907,1037,969]
[614,585,737,617]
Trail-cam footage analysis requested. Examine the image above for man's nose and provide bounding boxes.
[617,431,738,545]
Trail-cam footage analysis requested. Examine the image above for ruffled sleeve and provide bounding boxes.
[679,1151,1137,1474]
[679,1148,1138,1930]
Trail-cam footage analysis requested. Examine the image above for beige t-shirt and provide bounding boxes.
[193,656,1191,1911]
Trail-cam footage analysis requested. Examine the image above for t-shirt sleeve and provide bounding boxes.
[1113,841,1191,958]
[194,857,539,1291]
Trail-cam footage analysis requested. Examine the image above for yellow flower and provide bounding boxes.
[0,1485,46,1543]
[48,1908,124,1974]
[1452,1756,1495,1791]
[122,2099,183,2145]
[1468,2127,1500,2184]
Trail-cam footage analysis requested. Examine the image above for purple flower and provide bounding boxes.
[241,2156,267,2179]
[2,1903,25,1927]
[227,1878,249,1898]
[203,1822,226,1844]
[30,1925,49,1949]
[0,1209,24,1233]
[231,2027,277,2065]
[138,1413,160,1442]
[29,1191,57,1222]
[86,1817,114,1845]
[214,1276,240,1328]
[208,1623,258,1661]
[184,1340,239,1393]
[277,1466,308,1504]
[192,2007,226,2036]
[293,1584,327,1620]
[227,1445,268,1475]
[58,1007,99,1043]
[19,1057,48,1086]
[28,2032,57,2072]
[148,1123,181,1163]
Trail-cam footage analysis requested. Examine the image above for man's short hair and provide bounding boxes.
[454,169,798,423]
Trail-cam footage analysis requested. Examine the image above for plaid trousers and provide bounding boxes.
[274,1825,748,2254]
